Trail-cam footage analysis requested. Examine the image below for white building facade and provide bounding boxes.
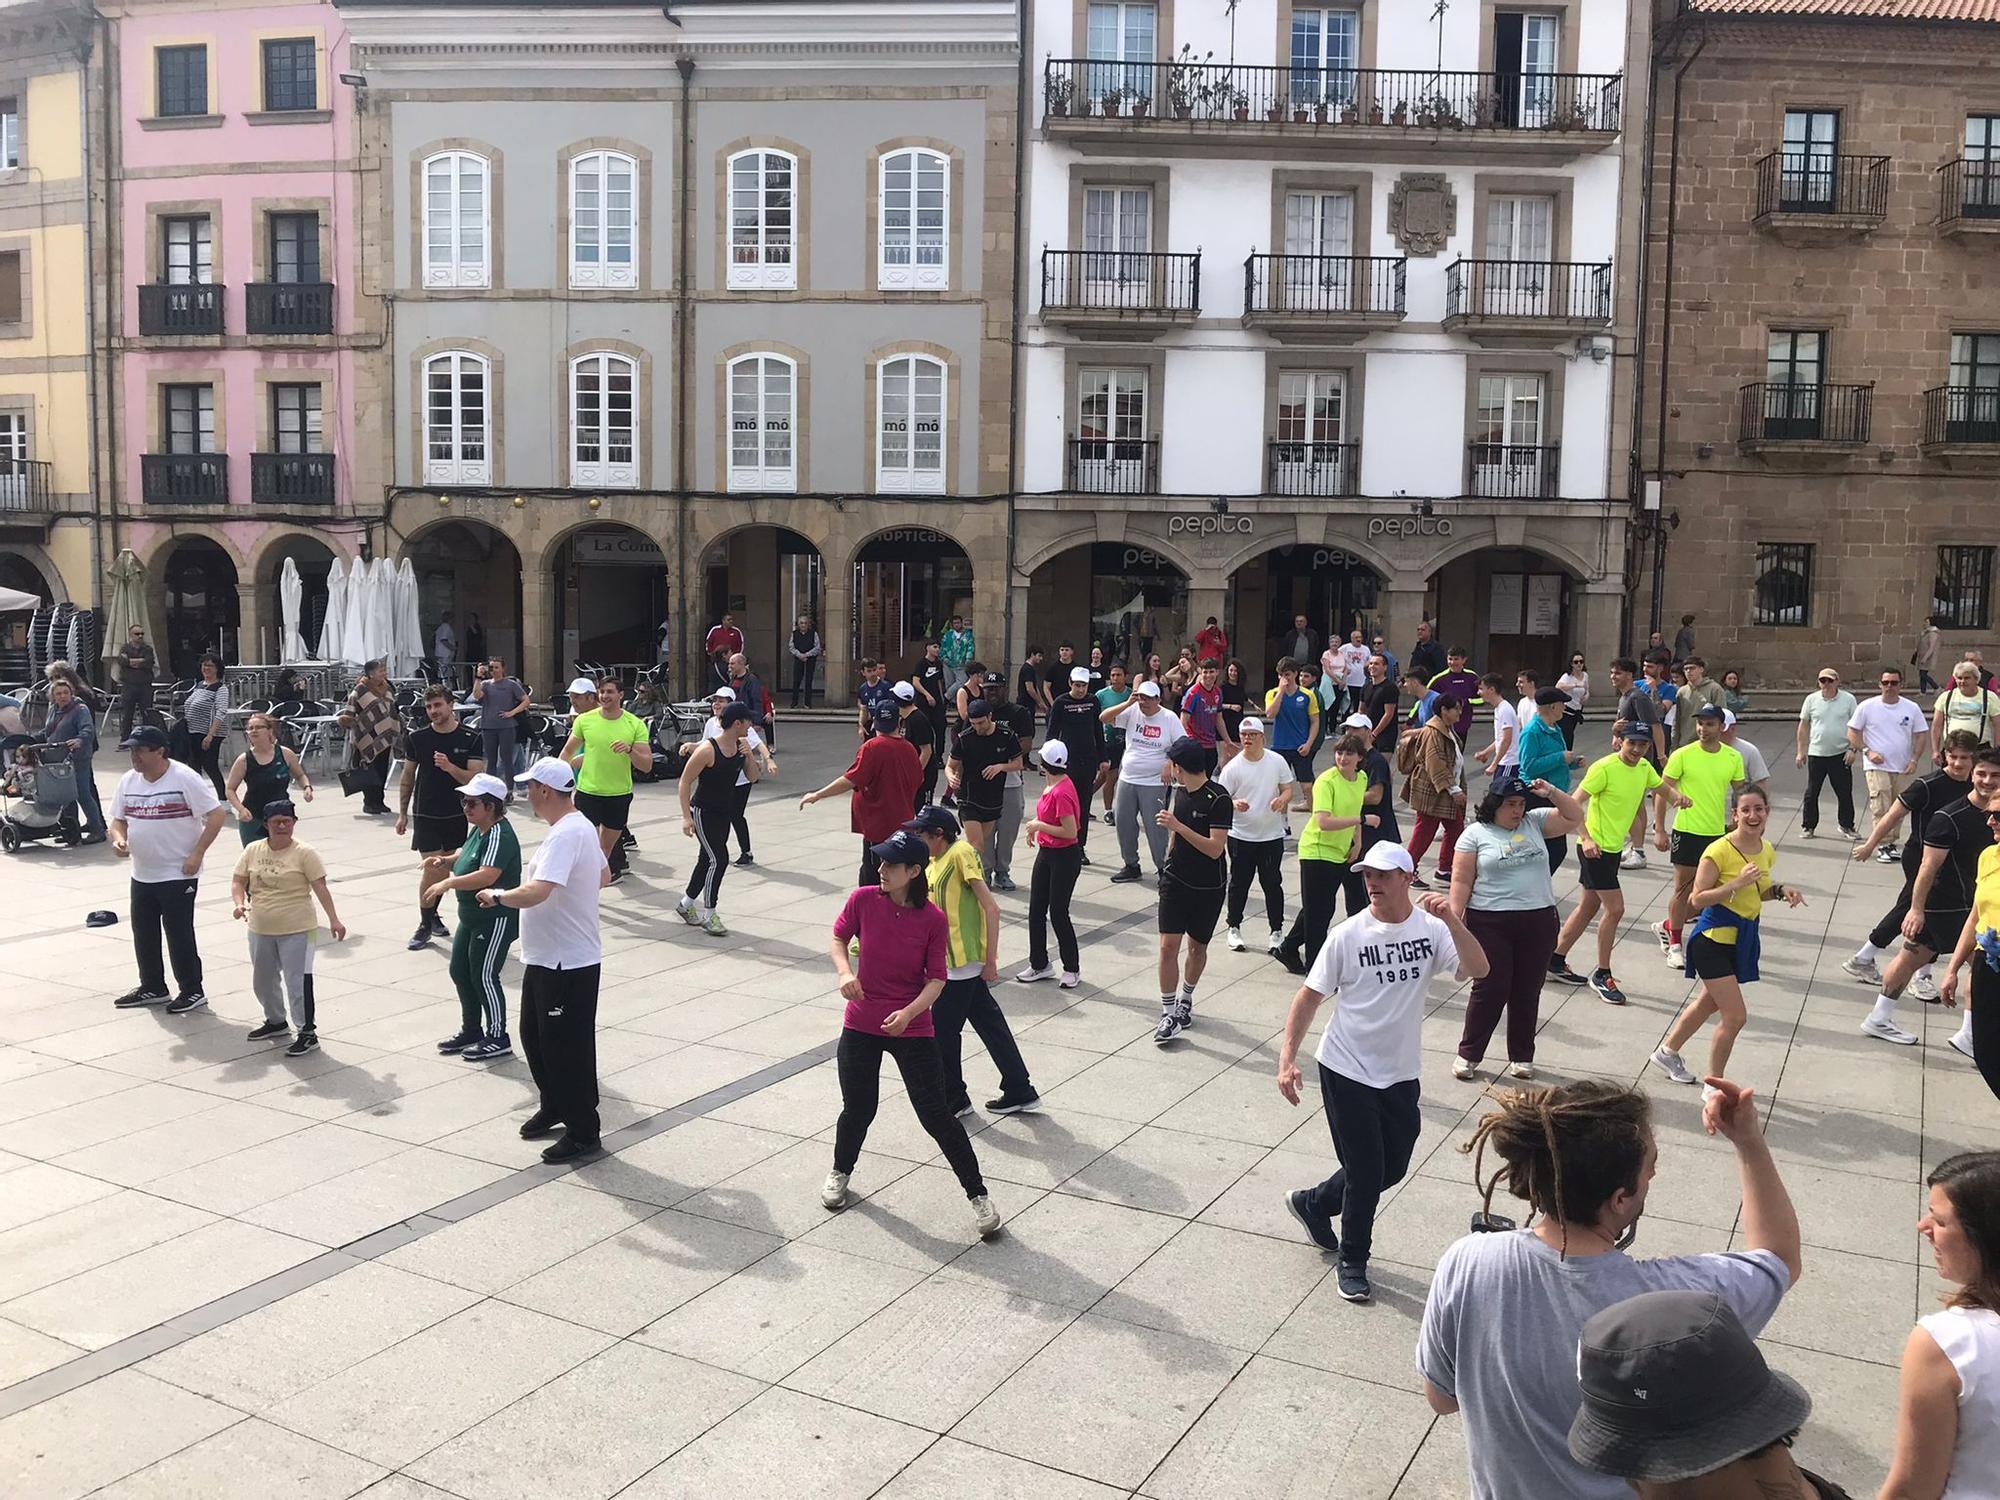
[1015,0,1647,679]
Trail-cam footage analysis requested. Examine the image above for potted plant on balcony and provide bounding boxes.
[1473,91,1500,128]
[1046,70,1075,118]
[1098,84,1128,118]
[1545,98,1594,130]
[1266,92,1287,122]
[1130,89,1151,118]
[1167,44,1210,118]
[1230,86,1251,121]
[1382,100,1398,126]
[1341,98,1360,124]
[1414,89,1462,129]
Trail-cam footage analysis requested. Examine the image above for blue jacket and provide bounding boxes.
[1684,904,1761,984]
[1517,714,1571,790]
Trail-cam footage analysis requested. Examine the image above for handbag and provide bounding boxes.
[337,765,374,798]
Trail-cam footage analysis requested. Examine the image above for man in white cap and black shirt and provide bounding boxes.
[1276,841,1488,1303]
[1153,737,1233,1043]
[1102,678,1187,883]
[477,756,609,1162]
[1047,665,1106,860]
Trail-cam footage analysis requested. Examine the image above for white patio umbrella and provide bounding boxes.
[339,555,370,664]
[279,558,308,663]
[394,558,423,680]
[319,553,347,662]
[0,584,38,613]
[368,557,398,670]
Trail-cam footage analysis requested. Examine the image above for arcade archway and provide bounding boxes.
[402,520,523,685]
[850,526,972,681]
[161,537,240,677]
[1026,540,1189,673]
[553,523,670,678]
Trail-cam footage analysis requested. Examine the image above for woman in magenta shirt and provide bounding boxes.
[823,830,1000,1237]
[1018,741,1084,988]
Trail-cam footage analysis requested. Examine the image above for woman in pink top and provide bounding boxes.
[823,830,1000,1237]
[1018,742,1085,988]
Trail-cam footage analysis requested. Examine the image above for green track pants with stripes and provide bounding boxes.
[449,907,518,1038]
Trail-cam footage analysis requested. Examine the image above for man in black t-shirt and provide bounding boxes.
[1155,738,1234,1045]
[1017,648,1050,722]
[1047,666,1107,854]
[911,641,949,805]
[1848,732,1976,991]
[1359,655,1402,754]
[398,685,485,949]
[948,701,1022,855]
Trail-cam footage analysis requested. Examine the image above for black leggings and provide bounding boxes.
[1226,836,1285,931]
[833,1028,987,1197]
[684,801,734,911]
[1029,842,1084,972]
[1968,955,2000,1103]
[1284,858,1365,965]
[730,780,752,856]
[191,735,226,799]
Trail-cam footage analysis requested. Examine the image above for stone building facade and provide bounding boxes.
[1636,0,2000,687]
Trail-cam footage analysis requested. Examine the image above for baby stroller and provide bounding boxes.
[0,735,81,851]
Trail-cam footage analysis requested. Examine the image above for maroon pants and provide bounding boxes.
[1407,814,1464,878]
[1459,906,1559,1065]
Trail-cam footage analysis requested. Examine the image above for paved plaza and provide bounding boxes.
[0,720,1986,1499]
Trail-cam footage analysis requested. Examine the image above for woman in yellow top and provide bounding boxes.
[1936,807,2000,1098]
[1649,786,1805,1090]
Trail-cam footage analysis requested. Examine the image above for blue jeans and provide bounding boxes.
[73,755,105,837]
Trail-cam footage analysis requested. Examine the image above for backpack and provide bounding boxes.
[1395,724,1425,777]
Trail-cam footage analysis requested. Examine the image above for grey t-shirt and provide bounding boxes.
[477,677,528,726]
[1418,1230,1790,1500]
[1457,807,1557,911]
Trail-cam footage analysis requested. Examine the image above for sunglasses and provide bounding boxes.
[1880,678,1900,686]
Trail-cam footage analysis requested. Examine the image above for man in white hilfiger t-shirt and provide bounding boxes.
[1101,680,1187,883]
[1275,841,1489,1305]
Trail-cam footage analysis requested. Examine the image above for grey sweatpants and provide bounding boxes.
[1115,778,1171,873]
[249,929,315,1030]
[988,782,1024,884]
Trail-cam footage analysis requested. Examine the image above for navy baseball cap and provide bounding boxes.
[905,806,961,840]
[873,706,902,733]
[261,798,298,821]
[119,725,169,750]
[1694,703,1725,720]
[868,829,929,867]
[1619,722,1655,740]
[964,698,993,720]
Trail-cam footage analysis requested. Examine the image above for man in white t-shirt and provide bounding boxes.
[1218,715,1295,953]
[478,756,609,1162]
[1101,681,1186,882]
[1721,711,1769,799]
[1336,630,1371,699]
[1275,842,1488,1303]
[1475,673,1520,777]
[109,725,228,1014]
[1847,667,1932,858]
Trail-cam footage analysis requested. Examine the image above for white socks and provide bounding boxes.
[1177,982,1197,1004]
[1952,1017,1975,1051]
[1855,941,1883,964]
[1868,994,1900,1027]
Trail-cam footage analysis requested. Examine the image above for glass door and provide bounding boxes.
[1273,372,1347,495]
[1483,195,1553,315]
[1289,8,1359,108]
[1966,115,2000,218]
[1085,0,1156,106]
[1764,330,1825,438]
[1781,110,1839,210]
[1077,368,1149,492]
[1083,187,1151,304]
[1473,375,1544,497]
[1949,332,2000,442]
[1282,191,1355,310]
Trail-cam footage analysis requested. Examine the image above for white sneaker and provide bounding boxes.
[820,1170,850,1209]
[1059,971,1081,989]
[1655,920,1674,958]
[1666,943,1685,968]
[1912,969,1941,1003]
[1800,826,1816,840]
[1841,955,1883,985]
[1451,1056,1476,1080]
[1948,1030,1977,1060]
[1506,1061,1535,1080]
[1860,1016,1920,1046]
[1650,1046,1697,1085]
[1267,929,1284,954]
[1225,926,1245,952]
[1619,848,1647,871]
[971,1194,1003,1238]
[1014,963,1057,983]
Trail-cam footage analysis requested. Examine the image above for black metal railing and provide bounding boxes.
[1939,159,2000,225]
[1753,152,1890,218]
[1043,59,1622,132]
[138,283,223,336]
[1268,439,1359,497]
[1739,382,1873,444]
[1444,259,1611,322]
[252,451,336,504]
[1924,386,2000,446]
[1245,253,1405,317]
[245,281,334,335]
[1466,443,1560,499]
[1066,435,1159,494]
[141,453,228,504]
[1041,249,1201,315]
[0,458,52,512]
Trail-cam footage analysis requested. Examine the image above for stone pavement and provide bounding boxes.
[0,722,1985,1499]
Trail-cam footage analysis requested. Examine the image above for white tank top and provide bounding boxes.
[1922,1305,2000,1500]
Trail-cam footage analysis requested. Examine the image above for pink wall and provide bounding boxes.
[117,1,361,513]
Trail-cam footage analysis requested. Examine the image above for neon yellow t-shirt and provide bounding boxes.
[926,838,988,971]
[1662,743,1745,838]
[1300,766,1366,864]
[1579,753,1662,852]
[572,709,648,797]
[1699,835,1774,944]
[1975,843,2000,938]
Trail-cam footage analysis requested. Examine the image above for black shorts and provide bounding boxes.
[1104,741,1125,773]
[1688,931,1739,980]
[1577,850,1622,891]
[411,812,468,855]
[958,792,1004,825]
[574,790,633,833]
[1158,877,1226,944]
[1912,907,1972,956]
[1670,829,1718,869]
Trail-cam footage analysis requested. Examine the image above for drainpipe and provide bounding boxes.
[674,54,694,703]
[78,16,103,608]
[1649,33,1705,641]
[94,5,121,571]
[1002,1,1028,669]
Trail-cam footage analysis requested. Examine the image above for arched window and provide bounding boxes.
[727,149,797,290]
[570,150,638,289]
[727,353,796,491]
[879,148,949,290]
[421,150,489,288]
[424,351,490,485]
[571,352,638,488]
[876,355,945,493]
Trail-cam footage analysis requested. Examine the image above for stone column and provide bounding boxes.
[971,573,1007,681]
[1187,587,1228,656]
[821,570,854,707]
[1383,581,1430,667]
[520,569,555,702]
[1574,583,1625,673]
[239,587,266,669]
[1006,577,1032,676]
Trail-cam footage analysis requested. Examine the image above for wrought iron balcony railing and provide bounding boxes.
[1268,439,1359,497]
[252,451,336,504]
[1066,436,1159,494]
[1924,386,2000,447]
[245,281,334,335]
[1466,442,1560,499]
[0,457,52,512]
[138,283,224,336]
[1245,254,1405,317]
[1739,382,1873,444]
[1753,152,1890,219]
[1041,249,1201,316]
[1444,259,1611,322]
[142,453,228,504]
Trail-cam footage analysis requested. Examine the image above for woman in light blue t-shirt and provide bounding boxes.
[1447,776,1585,1081]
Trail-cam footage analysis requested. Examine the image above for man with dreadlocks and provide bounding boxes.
[1414,1077,1805,1500]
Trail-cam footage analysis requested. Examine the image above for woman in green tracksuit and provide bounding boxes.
[425,773,522,1062]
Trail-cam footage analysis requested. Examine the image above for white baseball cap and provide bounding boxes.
[1357,842,1416,874]
[566,676,597,696]
[1040,740,1070,768]
[458,772,510,801]
[1238,715,1265,735]
[1722,709,1737,729]
[1070,667,1091,683]
[891,681,916,702]
[1342,712,1373,729]
[1135,681,1162,698]
[514,756,577,792]
[709,685,737,701]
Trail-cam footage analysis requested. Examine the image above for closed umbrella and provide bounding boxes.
[395,558,423,679]
[320,553,347,662]
[101,549,146,665]
[279,557,307,663]
[339,555,370,664]
[369,557,398,670]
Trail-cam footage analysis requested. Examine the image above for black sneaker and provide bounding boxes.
[985,1091,1041,1114]
[619,830,638,850]
[606,869,627,886]
[437,1030,481,1055]
[1547,955,1586,986]
[1336,1262,1372,1302]
[1275,946,1308,977]
[247,1020,290,1042]
[541,1135,600,1164]
[519,1111,562,1140]
[285,1031,319,1057]
[165,990,208,1015]
[1409,875,1431,891]
[427,911,450,938]
[1102,811,1115,826]
[114,987,170,1009]
[1109,865,1143,884]
[734,851,756,866]
[462,1036,513,1062]
[1284,1189,1341,1254]
[408,922,435,950]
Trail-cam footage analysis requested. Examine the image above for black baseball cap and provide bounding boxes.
[964,699,993,720]
[1167,739,1209,771]
[261,798,298,821]
[873,706,901,734]
[119,725,169,750]
[868,829,929,868]
[904,806,961,840]
[982,672,1005,689]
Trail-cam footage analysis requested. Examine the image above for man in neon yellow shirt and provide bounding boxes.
[1275,734,1377,975]
[907,806,1037,1115]
[558,674,653,885]
[1653,704,1746,966]
[1549,724,1663,1005]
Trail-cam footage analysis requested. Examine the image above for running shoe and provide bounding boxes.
[1547,955,1586,985]
[701,912,729,937]
[1860,1016,1919,1046]
[675,896,700,926]
[1799,826,1816,840]
[1102,811,1115,825]
[285,1031,319,1057]
[1666,941,1685,968]
[1283,1190,1340,1253]
[1649,1046,1697,1085]
[114,987,170,1009]
[1153,1001,1190,1044]
[734,852,756,867]
[1590,969,1626,1005]
[821,1170,850,1210]
[1655,920,1674,959]
[1451,1056,1476,1081]
[1408,875,1431,891]
[1226,926,1245,952]
[1948,1030,1977,1061]
[951,1099,976,1118]
[462,1036,513,1062]
[606,869,626,887]
[165,990,207,1015]
[993,874,1017,892]
[1275,946,1308,977]
[1015,963,1057,983]
[408,921,435,950]
[971,1195,1004,1237]
[1619,847,1647,871]
[1266,930,1284,954]
[437,1030,481,1054]
[1506,1062,1535,1080]
[986,1091,1041,1114]
[1840,955,1883,985]
[247,1020,290,1042]
[1109,865,1143,883]
[427,910,450,937]
[1912,969,1941,1003]
[1060,971,1081,989]
[1335,1262,1373,1302]
[1839,827,1862,841]
[1876,846,1900,864]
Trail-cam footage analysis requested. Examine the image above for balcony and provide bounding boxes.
[245,281,334,336]
[1042,59,1621,162]
[1922,386,2000,468]
[137,283,223,337]
[252,451,336,504]
[1066,436,1159,494]
[1738,382,1873,461]
[1040,249,1200,336]
[1466,443,1560,499]
[1442,259,1610,343]
[1938,160,2000,238]
[141,453,228,505]
[1752,152,1889,245]
[0,458,53,514]
[1243,254,1404,344]
[1268,439,1359,497]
